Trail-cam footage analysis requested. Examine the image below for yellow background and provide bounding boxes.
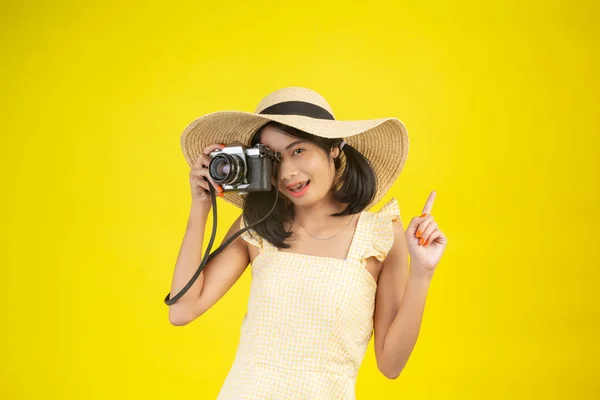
[2,0,599,398]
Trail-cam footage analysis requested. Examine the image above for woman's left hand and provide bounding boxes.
[405,191,448,277]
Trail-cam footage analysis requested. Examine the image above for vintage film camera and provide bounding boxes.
[208,142,280,194]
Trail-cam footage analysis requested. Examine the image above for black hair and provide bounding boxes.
[242,121,377,248]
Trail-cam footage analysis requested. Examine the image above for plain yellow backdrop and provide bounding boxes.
[1,0,599,398]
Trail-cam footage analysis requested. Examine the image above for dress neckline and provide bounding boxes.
[274,210,367,263]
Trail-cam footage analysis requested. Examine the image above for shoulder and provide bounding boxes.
[224,215,250,252]
[236,215,262,262]
[386,218,407,263]
[361,198,404,262]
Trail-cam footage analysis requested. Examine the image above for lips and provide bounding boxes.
[286,180,310,197]
[287,181,309,192]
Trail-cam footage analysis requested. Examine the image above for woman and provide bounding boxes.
[167,87,447,399]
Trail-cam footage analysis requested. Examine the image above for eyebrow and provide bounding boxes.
[285,140,307,150]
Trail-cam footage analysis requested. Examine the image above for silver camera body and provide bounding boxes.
[208,142,279,194]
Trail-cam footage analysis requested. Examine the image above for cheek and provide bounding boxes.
[304,155,335,181]
[301,157,322,175]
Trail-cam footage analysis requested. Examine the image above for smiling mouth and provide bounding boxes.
[287,180,310,193]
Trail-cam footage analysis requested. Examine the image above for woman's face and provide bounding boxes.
[259,125,339,207]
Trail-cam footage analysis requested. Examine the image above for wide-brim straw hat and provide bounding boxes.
[180,86,409,210]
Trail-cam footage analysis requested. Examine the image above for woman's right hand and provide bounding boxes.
[189,143,225,204]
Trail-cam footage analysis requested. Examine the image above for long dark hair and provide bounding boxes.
[242,121,377,248]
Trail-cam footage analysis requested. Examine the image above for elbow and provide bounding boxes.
[383,370,401,380]
[168,304,198,326]
[377,356,403,380]
[169,314,191,326]
[378,364,401,380]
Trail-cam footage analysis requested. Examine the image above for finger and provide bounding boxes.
[420,222,438,245]
[203,143,225,155]
[432,230,447,246]
[193,152,205,168]
[192,144,225,168]
[421,191,437,215]
[424,230,440,246]
[415,215,434,239]
[191,175,223,197]
[191,175,210,192]
[189,168,208,177]
[199,152,211,168]
[406,215,427,236]
[192,167,223,194]
[406,217,420,236]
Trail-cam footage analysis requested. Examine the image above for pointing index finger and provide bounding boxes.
[421,191,436,215]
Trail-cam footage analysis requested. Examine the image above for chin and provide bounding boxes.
[285,191,327,208]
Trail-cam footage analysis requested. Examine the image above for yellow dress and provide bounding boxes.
[217,198,401,400]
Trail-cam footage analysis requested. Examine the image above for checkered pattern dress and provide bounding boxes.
[217,198,400,399]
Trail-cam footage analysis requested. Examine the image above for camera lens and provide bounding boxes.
[209,153,245,185]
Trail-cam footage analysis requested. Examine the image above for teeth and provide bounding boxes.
[290,182,306,190]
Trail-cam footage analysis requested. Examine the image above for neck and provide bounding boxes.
[291,193,350,230]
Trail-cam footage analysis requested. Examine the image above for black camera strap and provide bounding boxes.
[163,179,280,306]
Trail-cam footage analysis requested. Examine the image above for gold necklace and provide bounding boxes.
[294,214,356,241]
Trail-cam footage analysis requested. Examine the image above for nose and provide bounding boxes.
[278,159,299,182]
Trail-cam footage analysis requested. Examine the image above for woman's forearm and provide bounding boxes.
[168,200,211,325]
[380,266,432,378]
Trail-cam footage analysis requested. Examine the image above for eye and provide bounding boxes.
[292,148,305,156]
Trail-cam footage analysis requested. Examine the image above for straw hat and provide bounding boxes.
[180,86,409,210]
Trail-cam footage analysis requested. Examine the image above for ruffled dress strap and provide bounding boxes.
[239,217,263,249]
[239,217,276,254]
[362,198,402,262]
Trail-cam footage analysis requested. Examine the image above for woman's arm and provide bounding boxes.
[374,190,445,379]
[373,219,432,379]
[168,199,212,325]
[376,266,432,379]
[168,201,250,326]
